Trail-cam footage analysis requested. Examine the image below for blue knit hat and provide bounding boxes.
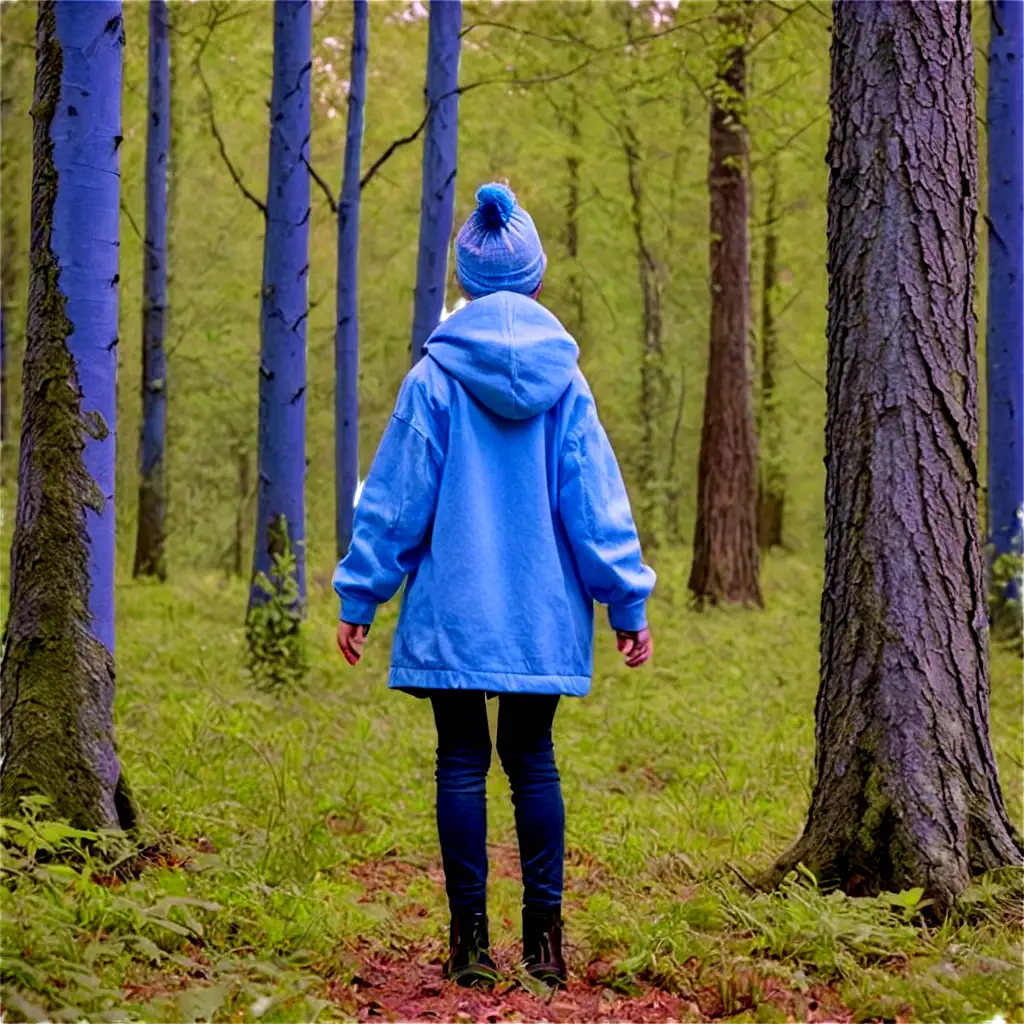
[455,183,547,299]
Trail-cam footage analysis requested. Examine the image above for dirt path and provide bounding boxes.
[328,945,853,1023]
[334,851,854,1024]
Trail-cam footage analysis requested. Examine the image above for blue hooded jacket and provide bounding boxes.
[333,291,656,697]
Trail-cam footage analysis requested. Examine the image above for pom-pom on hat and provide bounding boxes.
[455,182,547,299]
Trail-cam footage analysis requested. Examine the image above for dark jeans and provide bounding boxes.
[429,691,564,914]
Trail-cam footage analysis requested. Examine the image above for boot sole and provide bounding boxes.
[448,965,501,989]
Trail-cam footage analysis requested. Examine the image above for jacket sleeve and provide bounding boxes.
[558,403,656,632]
[332,414,441,625]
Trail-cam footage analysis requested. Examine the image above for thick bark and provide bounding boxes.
[410,0,461,367]
[757,160,784,551]
[249,0,311,613]
[689,5,762,606]
[133,0,170,580]
[775,1,1022,913]
[335,0,368,558]
[1,0,135,832]
[986,0,1024,564]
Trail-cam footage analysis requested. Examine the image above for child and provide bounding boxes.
[333,182,655,989]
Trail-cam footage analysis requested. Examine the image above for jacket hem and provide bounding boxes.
[389,665,591,697]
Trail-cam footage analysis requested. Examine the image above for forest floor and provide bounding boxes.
[1,552,1022,1023]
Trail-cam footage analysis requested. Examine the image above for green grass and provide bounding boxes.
[1,5,1016,1020]
[2,551,1022,1022]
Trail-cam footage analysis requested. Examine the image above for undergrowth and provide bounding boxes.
[1,553,1021,1022]
[244,520,309,694]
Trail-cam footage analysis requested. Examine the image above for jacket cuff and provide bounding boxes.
[340,596,378,626]
[608,598,647,633]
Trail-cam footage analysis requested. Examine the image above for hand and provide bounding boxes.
[337,621,370,665]
[616,626,652,668]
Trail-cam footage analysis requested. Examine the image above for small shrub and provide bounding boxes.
[988,552,1023,656]
[245,518,308,693]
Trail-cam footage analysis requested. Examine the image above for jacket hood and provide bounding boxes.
[424,291,579,420]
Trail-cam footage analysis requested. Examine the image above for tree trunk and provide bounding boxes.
[757,158,784,551]
[552,1,588,339]
[335,0,368,558]
[565,88,584,337]
[689,4,762,607]
[1,0,135,831]
[665,373,686,541]
[664,97,694,542]
[774,0,1022,914]
[0,19,21,449]
[249,0,311,614]
[133,0,170,581]
[623,122,667,552]
[986,0,1023,566]
[410,0,461,367]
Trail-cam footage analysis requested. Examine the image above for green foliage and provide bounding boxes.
[3,556,1019,1021]
[245,518,308,693]
[1,807,338,1021]
[1,795,109,860]
[0,2,1018,1020]
[0,0,832,571]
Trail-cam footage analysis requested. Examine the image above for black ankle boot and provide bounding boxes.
[443,911,499,988]
[522,906,567,987]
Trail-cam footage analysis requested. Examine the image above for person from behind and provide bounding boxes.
[333,182,655,989]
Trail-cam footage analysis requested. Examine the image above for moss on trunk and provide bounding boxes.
[0,0,135,833]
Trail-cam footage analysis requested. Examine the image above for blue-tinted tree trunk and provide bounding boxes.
[987,0,1023,567]
[774,0,1021,913]
[249,0,311,612]
[410,0,461,367]
[1,0,135,830]
[133,0,170,581]
[335,0,368,558]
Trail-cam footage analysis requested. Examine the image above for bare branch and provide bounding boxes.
[120,199,144,244]
[361,59,592,192]
[194,56,267,218]
[747,0,810,56]
[786,352,824,389]
[764,0,830,24]
[363,7,710,194]
[360,111,430,191]
[303,154,337,214]
[186,2,268,217]
[768,111,828,157]
[460,56,594,99]
[461,19,595,50]
[598,12,713,54]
